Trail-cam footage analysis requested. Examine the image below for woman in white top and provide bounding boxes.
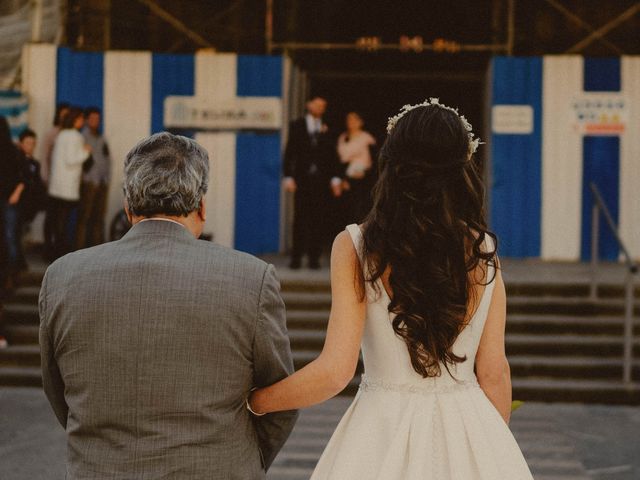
[249,99,534,479]
[47,107,90,259]
[337,112,376,224]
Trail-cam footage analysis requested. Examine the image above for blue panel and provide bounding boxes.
[489,57,543,258]
[56,47,103,111]
[151,53,194,134]
[236,55,282,97]
[581,136,620,261]
[234,133,281,254]
[0,91,29,139]
[584,58,621,92]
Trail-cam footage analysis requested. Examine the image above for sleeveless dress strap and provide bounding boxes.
[345,224,365,265]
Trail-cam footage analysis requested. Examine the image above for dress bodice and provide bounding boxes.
[345,224,496,390]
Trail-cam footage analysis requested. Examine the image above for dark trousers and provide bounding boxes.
[345,176,373,225]
[76,181,109,249]
[46,196,78,260]
[292,180,328,263]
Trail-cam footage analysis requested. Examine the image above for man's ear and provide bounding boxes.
[198,197,206,223]
[124,201,133,224]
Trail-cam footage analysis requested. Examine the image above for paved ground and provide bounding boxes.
[1,388,638,480]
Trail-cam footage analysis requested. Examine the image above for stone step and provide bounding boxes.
[505,333,640,357]
[0,366,42,387]
[2,324,39,345]
[286,329,640,358]
[508,355,640,379]
[505,314,639,335]
[0,345,41,367]
[280,292,640,316]
[280,280,640,300]
[512,378,640,404]
[507,296,640,316]
[285,311,639,336]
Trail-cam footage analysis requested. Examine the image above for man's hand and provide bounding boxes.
[283,177,297,193]
[8,183,24,205]
[331,183,342,197]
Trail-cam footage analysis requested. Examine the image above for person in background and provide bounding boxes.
[337,111,377,225]
[283,96,342,270]
[0,117,26,293]
[17,129,47,242]
[42,102,70,184]
[47,107,91,260]
[42,102,70,258]
[76,107,110,249]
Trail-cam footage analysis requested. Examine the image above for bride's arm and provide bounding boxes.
[249,231,366,414]
[475,267,512,424]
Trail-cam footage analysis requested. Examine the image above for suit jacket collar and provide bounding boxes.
[123,218,197,242]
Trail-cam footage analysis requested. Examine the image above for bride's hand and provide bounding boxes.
[247,389,266,416]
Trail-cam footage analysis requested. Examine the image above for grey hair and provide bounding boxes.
[124,132,209,217]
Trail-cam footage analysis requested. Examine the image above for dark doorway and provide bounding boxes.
[310,72,486,147]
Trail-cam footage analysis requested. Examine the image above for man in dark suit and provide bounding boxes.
[283,96,342,269]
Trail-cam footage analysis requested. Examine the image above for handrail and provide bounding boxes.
[589,183,639,274]
[589,182,637,385]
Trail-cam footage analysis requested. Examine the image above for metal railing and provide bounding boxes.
[589,182,638,385]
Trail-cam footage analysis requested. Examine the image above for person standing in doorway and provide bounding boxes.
[283,96,341,270]
[337,111,377,225]
[76,107,110,249]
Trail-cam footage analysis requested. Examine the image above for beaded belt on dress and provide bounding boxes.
[358,374,480,395]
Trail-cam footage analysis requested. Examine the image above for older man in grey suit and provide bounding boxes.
[39,132,298,479]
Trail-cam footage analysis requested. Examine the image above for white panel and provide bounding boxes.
[21,43,57,243]
[620,56,640,260]
[103,51,152,237]
[194,132,236,248]
[194,52,237,100]
[21,43,57,175]
[541,56,583,260]
[194,52,237,247]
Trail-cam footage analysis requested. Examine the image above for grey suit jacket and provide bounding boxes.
[39,220,298,479]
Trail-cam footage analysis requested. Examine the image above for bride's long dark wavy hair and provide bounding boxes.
[361,103,498,378]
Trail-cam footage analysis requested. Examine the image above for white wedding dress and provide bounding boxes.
[310,224,534,480]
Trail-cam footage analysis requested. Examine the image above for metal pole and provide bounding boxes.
[589,202,600,300]
[622,269,634,384]
[590,204,599,300]
[507,0,515,55]
[31,0,43,43]
[265,0,274,54]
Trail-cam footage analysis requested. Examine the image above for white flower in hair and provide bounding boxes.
[386,97,483,154]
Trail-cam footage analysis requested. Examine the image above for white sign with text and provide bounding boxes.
[164,96,283,130]
[492,105,534,134]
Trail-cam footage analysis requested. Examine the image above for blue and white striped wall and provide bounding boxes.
[0,91,29,140]
[21,44,288,255]
[490,56,640,261]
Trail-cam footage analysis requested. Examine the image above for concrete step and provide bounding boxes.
[506,314,639,335]
[1,303,39,325]
[507,296,640,316]
[0,366,42,387]
[505,333,640,357]
[280,292,640,316]
[11,285,41,303]
[279,279,640,299]
[0,345,41,367]
[508,355,640,380]
[2,324,39,345]
[512,378,640,404]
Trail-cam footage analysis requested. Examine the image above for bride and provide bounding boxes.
[249,99,534,479]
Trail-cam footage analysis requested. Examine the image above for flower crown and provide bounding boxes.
[386,97,482,154]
